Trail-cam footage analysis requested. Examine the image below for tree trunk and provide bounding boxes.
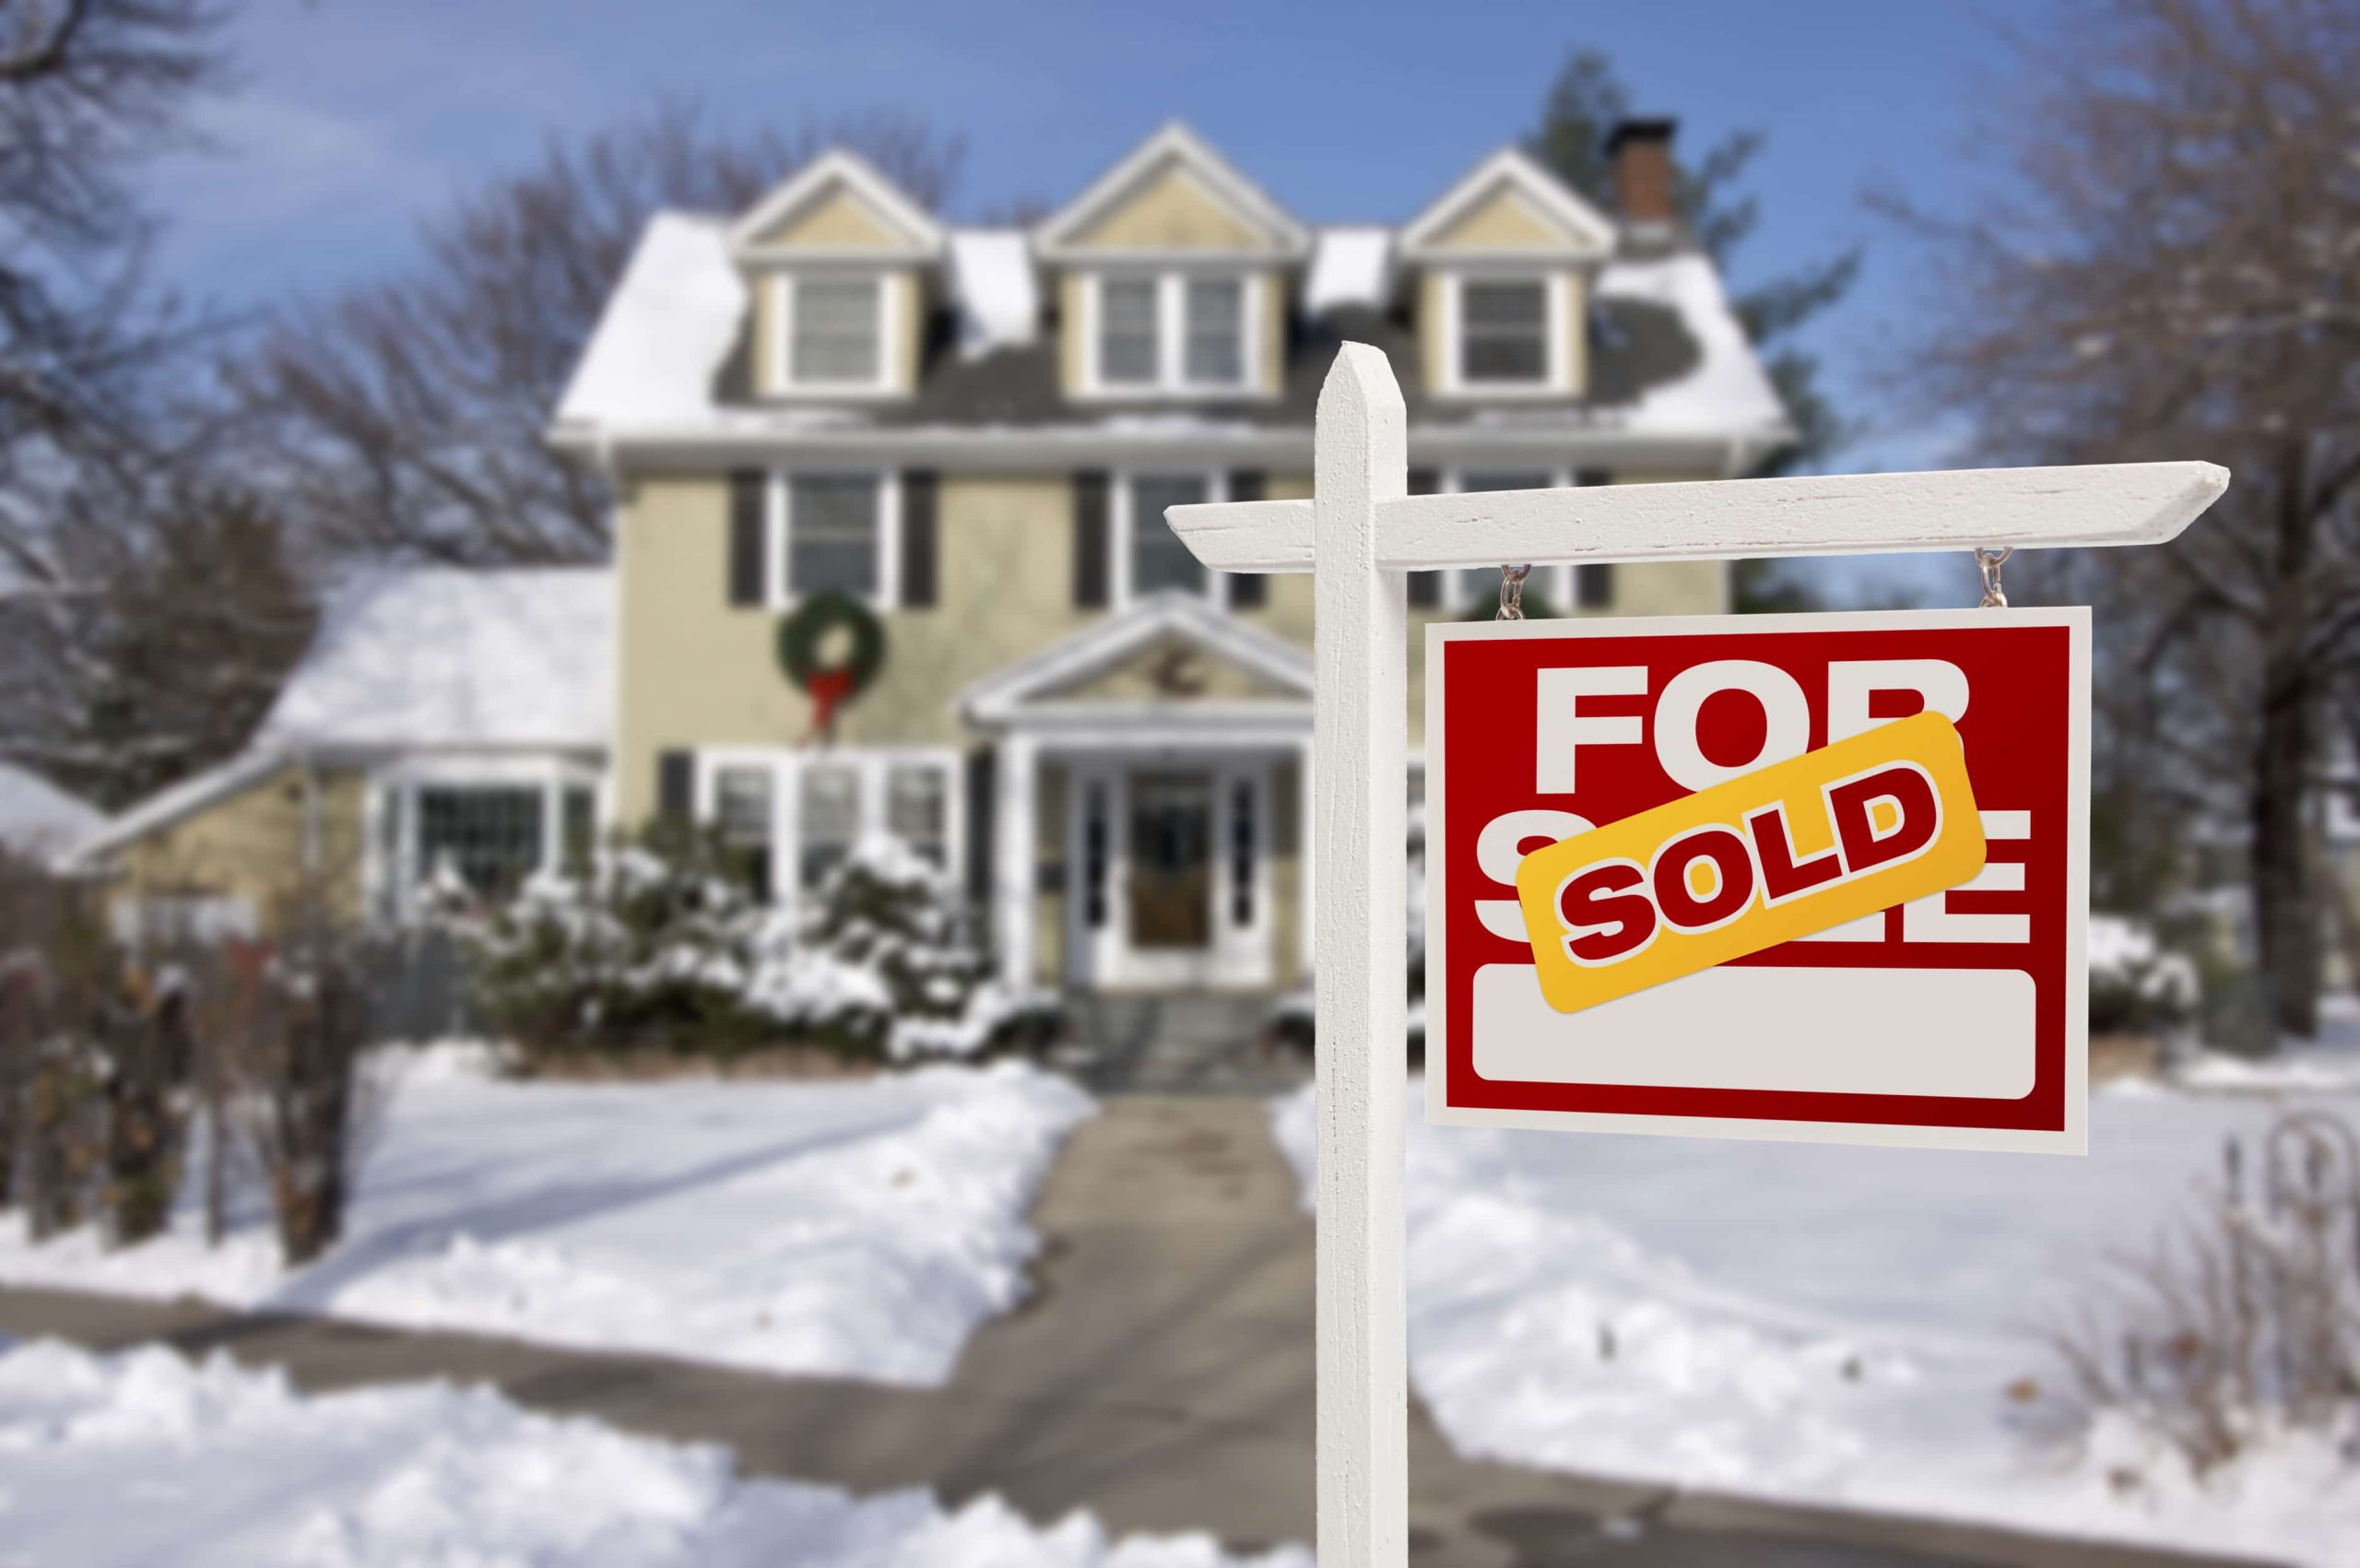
[2248,441,2325,1045]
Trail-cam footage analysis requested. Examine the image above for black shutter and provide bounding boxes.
[964,746,997,914]
[1072,471,1111,608]
[1225,469,1268,608]
[656,749,694,824]
[1577,563,1616,609]
[726,470,766,607]
[900,470,939,608]
[1406,467,1442,608]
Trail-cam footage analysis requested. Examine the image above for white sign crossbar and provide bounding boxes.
[1170,461,2226,573]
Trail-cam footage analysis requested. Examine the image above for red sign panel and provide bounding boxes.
[1424,608,2089,1152]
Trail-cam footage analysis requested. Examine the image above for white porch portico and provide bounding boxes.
[962,595,1314,993]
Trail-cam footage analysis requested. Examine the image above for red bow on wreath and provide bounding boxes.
[776,593,888,746]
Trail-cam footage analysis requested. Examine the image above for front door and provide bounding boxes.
[1127,772,1214,949]
[1067,759,1277,992]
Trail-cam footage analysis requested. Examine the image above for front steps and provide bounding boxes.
[1059,990,1306,1095]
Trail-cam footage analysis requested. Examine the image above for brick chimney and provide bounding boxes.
[1607,117,1677,226]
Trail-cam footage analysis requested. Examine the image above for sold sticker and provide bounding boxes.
[1515,711,1987,1014]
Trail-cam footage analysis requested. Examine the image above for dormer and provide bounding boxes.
[1399,147,1616,400]
[729,150,944,400]
[1034,124,1310,402]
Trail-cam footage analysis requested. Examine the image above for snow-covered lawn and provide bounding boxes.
[1273,1079,2360,1565]
[0,1337,1301,1568]
[0,1054,1092,1385]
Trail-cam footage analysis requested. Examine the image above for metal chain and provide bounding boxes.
[1975,546,2012,608]
[1497,563,1532,621]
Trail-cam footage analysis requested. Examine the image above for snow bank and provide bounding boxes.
[1272,1082,2360,1563]
[0,1338,1304,1568]
[0,1064,1092,1386]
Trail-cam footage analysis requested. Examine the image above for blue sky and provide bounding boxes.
[149,0,2058,598]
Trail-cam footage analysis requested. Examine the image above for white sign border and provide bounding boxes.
[1423,605,2091,1155]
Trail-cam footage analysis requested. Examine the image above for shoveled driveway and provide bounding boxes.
[0,1097,2276,1568]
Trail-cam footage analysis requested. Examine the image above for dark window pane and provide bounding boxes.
[799,763,859,890]
[1099,278,1158,384]
[788,475,879,595]
[418,787,544,899]
[791,278,880,383]
[1131,476,1210,595]
[1185,277,1244,384]
[562,785,596,873]
[1459,280,1548,384]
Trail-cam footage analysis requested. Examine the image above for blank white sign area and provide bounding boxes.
[1471,963,2037,1099]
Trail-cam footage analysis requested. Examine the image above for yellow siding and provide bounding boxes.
[1428,185,1575,251]
[1047,632,1297,702]
[1074,163,1268,250]
[751,186,911,250]
[1060,273,1089,397]
[1419,271,1449,395]
[107,765,368,931]
[752,274,780,394]
[1564,271,1588,398]
[614,473,1089,823]
[892,269,923,392]
[1258,271,1285,395]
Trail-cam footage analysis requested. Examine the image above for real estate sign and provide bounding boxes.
[1425,608,2090,1153]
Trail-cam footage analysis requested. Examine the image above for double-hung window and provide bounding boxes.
[1457,277,1552,388]
[1092,274,1253,394]
[417,786,544,899]
[786,474,881,597]
[783,276,884,389]
[1128,475,1211,597]
[1097,278,1159,387]
[1183,278,1244,385]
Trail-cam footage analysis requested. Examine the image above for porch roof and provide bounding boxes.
[959,593,1312,730]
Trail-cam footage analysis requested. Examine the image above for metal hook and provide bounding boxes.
[1975,546,2012,608]
[1497,563,1532,621]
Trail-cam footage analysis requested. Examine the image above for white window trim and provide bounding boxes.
[368,754,604,923]
[1079,270,1266,399]
[1111,469,1231,611]
[693,747,965,923]
[769,270,899,398]
[1063,753,1275,991]
[1436,268,1572,398]
[769,467,902,611]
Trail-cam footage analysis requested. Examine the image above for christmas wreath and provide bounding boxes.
[776,591,887,739]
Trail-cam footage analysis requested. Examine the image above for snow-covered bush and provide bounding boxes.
[2089,913,2201,1034]
[2038,1109,2360,1480]
[447,828,1058,1066]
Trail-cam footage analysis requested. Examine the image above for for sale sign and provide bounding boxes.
[1424,608,2088,1153]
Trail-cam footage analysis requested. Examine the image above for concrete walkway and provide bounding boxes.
[0,1098,2274,1568]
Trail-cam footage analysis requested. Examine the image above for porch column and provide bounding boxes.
[994,735,1037,988]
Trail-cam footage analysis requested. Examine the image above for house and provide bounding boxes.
[0,763,104,869]
[78,119,1790,993]
[72,568,609,939]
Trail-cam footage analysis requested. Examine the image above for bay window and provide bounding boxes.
[372,760,604,921]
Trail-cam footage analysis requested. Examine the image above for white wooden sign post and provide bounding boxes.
[1165,343,2226,1568]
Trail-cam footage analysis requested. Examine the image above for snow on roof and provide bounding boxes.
[0,762,102,863]
[1305,227,1392,313]
[946,229,1036,359]
[1595,253,1789,436]
[259,567,612,752]
[555,213,744,429]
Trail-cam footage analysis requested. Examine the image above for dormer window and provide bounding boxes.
[789,277,882,384]
[1439,271,1570,395]
[1459,279,1548,384]
[775,274,892,394]
[1085,272,1255,395]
